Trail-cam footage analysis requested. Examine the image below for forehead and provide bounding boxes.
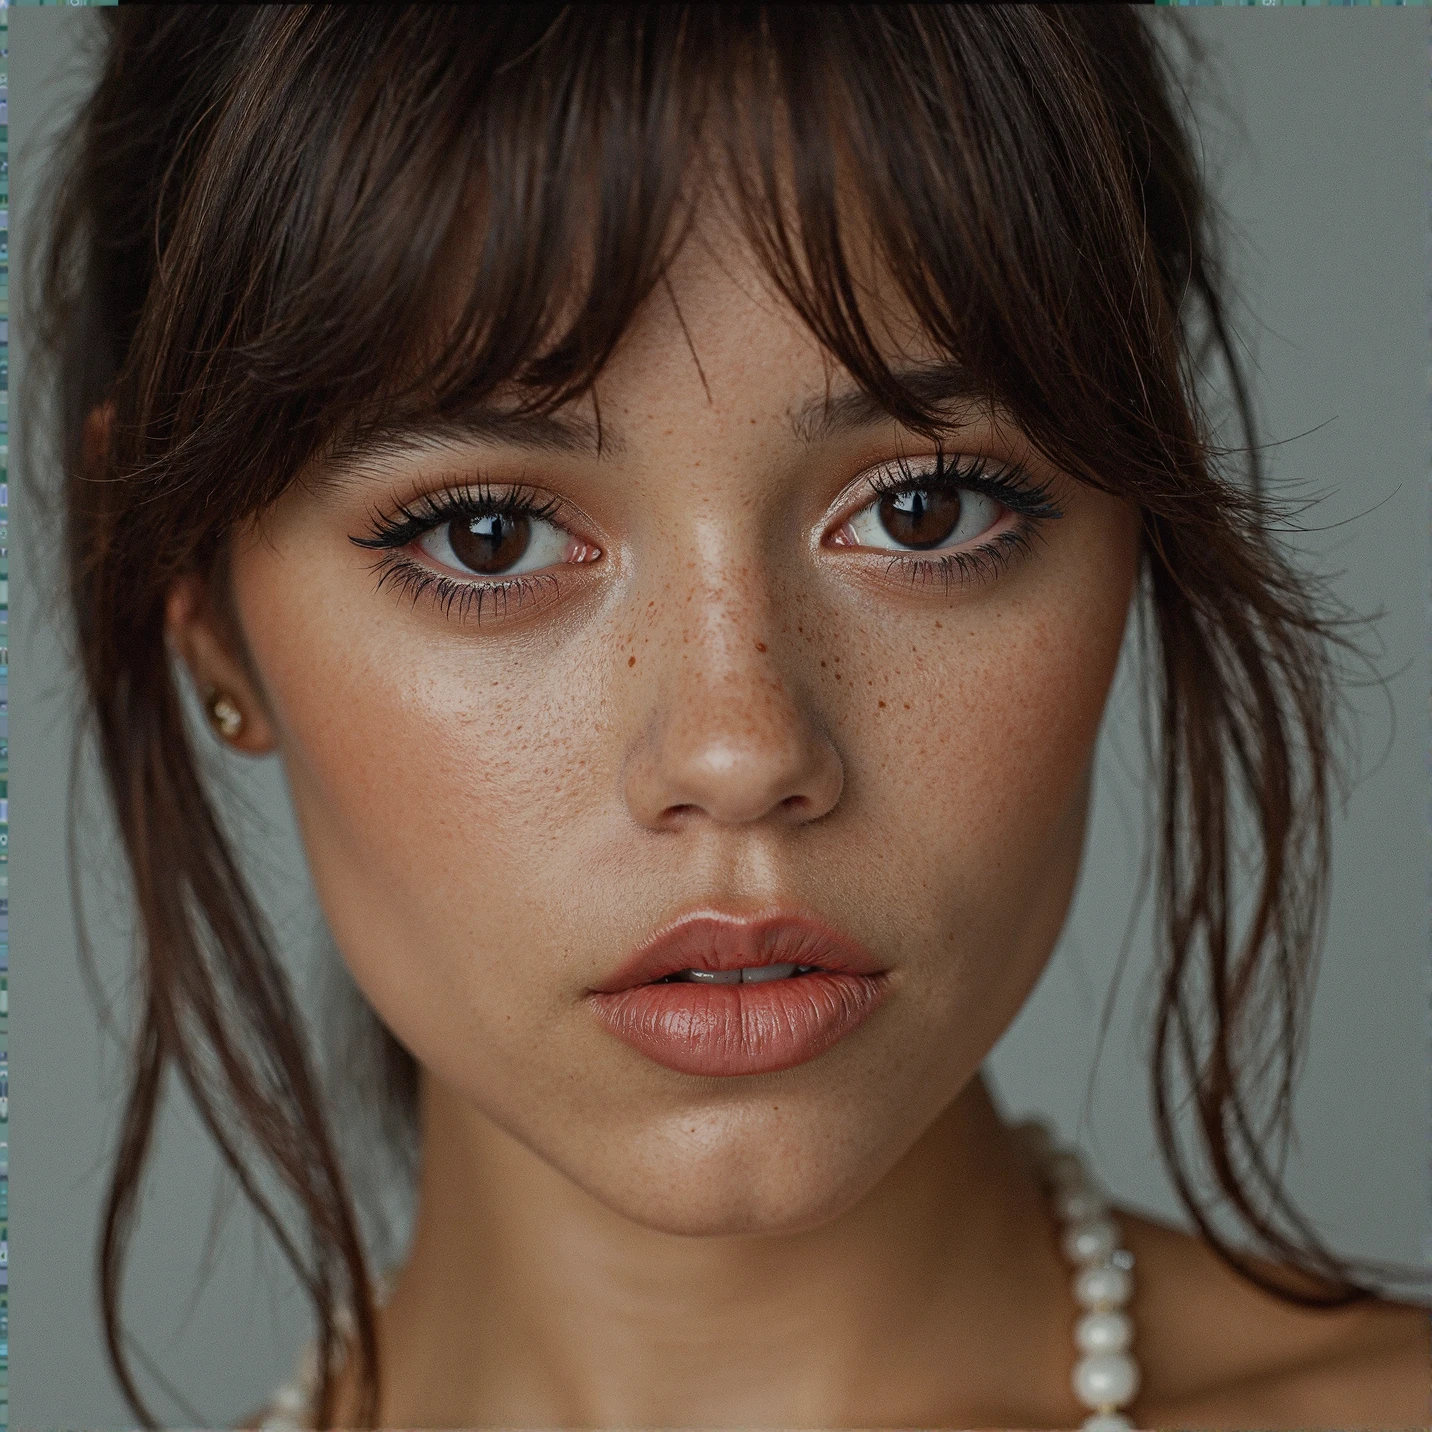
[318,208,1008,480]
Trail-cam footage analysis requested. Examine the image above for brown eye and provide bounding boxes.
[876,489,963,550]
[843,475,1003,555]
[445,512,532,574]
[416,501,576,579]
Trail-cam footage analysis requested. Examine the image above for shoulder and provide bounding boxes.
[1274,1308,1429,1422]
[1116,1207,1430,1426]
[1160,1299,1430,1427]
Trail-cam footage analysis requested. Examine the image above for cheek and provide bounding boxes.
[230,535,611,1049]
[946,615,1112,846]
[858,588,1129,878]
[834,520,1137,1019]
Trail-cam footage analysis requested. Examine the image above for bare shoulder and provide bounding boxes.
[1160,1299,1431,1428]
[1116,1207,1431,1428]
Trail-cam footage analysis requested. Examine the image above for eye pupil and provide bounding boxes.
[448,512,531,573]
[878,488,962,549]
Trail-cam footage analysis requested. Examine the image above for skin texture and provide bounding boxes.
[164,217,1430,1428]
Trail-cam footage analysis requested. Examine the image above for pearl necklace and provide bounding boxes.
[259,1119,1140,1431]
[1019,1118,1141,1431]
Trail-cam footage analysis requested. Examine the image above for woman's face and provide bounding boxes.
[176,220,1142,1237]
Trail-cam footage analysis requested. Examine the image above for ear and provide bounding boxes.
[165,572,279,756]
[86,398,277,756]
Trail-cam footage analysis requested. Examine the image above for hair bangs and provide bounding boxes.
[118,5,1210,543]
[702,6,1205,498]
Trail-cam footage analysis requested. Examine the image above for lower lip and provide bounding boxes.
[587,971,892,1076]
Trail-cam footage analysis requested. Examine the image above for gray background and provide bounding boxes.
[11,9,1432,1428]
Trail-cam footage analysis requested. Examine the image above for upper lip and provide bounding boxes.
[589,909,887,994]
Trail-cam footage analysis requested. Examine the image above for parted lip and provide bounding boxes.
[588,909,887,994]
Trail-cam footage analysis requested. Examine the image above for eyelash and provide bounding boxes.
[350,451,1064,623]
[351,480,570,624]
[860,449,1063,598]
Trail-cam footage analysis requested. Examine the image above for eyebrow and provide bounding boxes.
[320,406,624,475]
[789,361,994,445]
[321,361,993,476]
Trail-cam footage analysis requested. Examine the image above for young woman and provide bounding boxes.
[28,5,1430,1428]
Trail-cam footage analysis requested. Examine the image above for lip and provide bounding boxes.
[586,909,892,1077]
[590,909,888,992]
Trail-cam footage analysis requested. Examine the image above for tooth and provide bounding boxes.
[741,963,799,983]
[667,964,807,984]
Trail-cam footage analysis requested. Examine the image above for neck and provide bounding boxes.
[334,1071,1084,1428]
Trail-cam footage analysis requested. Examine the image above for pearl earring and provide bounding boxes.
[204,685,244,740]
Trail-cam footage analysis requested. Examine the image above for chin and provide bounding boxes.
[562,1103,904,1240]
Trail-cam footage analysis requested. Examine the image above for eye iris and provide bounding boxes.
[878,488,962,550]
[448,512,530,574]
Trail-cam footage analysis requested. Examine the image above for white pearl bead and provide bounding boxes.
[272,1383,305,1414]
[1074,1262,1133,1308]
[1081,1413,1134,1432]
[1075,1308,1133,1354]
[1072,1350,1140,1409]
[1063,1216,1119,1265]
[1056,1186,1109,1222]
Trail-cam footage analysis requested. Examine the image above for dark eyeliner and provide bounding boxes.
[348,479,575,626]
[865,449,1064,522]
[850,448,1064,596]
[350,480,564,552]
[351,449,1065,624]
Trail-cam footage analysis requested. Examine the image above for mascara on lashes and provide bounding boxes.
[346,453,1066,621]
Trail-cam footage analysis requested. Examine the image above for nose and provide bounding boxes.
[621,589,844,833]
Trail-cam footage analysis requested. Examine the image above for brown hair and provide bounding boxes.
[24,5,1421,1426]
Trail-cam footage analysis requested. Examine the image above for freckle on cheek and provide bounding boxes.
[628,656,636,667]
